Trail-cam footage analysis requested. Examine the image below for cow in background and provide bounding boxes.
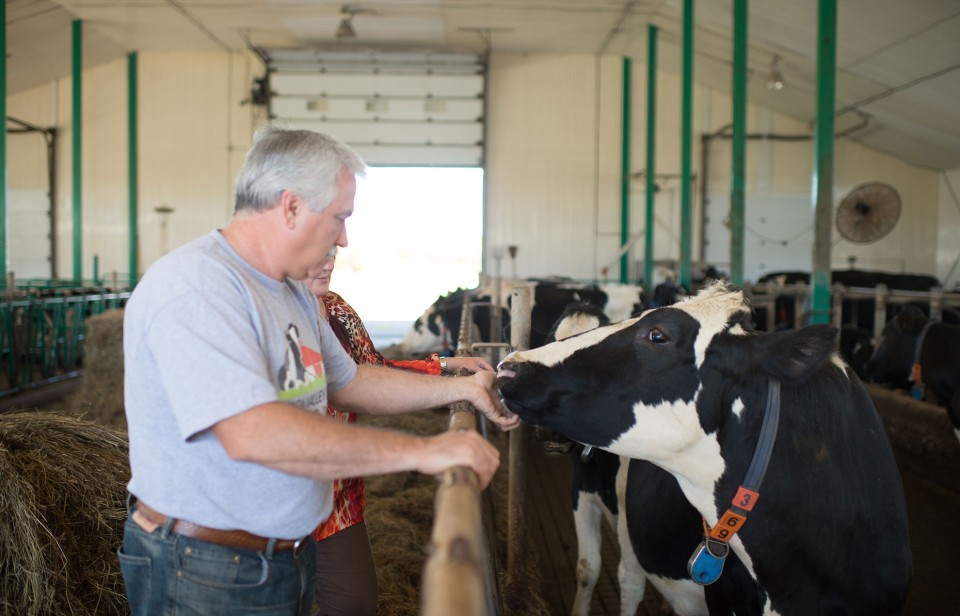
[534,303,622,616]
[755,268,943,333]
[400,278,649,356]
[498,281,912,615]
[399,287,511,356]
[866,304,960,445]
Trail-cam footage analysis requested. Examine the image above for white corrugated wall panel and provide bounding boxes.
[487,53,604,281]
[938,169,960,289]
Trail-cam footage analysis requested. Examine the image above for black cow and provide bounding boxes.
[755,269,943,332]
[518,281,610,349]
[497,281,912,615]
[866,304,960,445]
[400,287,511,355]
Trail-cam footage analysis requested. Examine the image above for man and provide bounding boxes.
[119,125,519,616]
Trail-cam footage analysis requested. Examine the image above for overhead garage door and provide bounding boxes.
[262,49,486,166]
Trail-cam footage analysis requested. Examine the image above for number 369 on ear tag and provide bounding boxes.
[687,538,729,585]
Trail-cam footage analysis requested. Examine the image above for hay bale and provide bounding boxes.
[0,411,129,616]
[67,309,126,429]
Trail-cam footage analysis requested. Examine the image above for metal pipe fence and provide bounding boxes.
[0,290,130,395]
[744,282,960,340]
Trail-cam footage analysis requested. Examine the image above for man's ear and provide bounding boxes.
[279,190,299,228]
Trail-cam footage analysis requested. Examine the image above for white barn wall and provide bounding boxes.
[81,58,128,282]
[7,84,59,279]
[939,169,960,290]
[486,53,606,282]
[486,51,944,286]
[6,50,262,282]
[4,49,950,289]
[136,51,261,273]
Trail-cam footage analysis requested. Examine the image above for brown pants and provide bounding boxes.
[314,521,379,616]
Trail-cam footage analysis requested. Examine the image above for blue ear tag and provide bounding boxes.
[912,384,925,401]
[687,538,729,586]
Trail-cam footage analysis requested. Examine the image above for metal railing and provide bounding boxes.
[745,281,960,339]
[0,289,131,396]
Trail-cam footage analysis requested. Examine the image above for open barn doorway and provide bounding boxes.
[329,166,484,348]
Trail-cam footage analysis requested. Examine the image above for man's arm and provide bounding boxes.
[212,402,502,488]
[330,363,520,430]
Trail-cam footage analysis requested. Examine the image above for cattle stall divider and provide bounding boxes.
[0,288,130,396]
[745,282,960,340]
[420,284,534,615]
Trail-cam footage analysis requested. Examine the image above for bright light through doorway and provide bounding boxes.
[329,167,484,340]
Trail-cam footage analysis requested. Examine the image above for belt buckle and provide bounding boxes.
[292,536,307,557]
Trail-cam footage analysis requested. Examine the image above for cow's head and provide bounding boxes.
[400,304,447,355]
[496,281,838,468]
[865,304,928,385]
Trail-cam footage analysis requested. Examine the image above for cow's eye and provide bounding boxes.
[648,328,669,344]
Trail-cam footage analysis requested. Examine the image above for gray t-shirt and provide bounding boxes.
[123,230,358,538]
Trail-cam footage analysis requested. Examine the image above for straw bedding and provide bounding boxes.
[0,411,129,616]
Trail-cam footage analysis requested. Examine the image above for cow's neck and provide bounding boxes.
[661,436,727,524]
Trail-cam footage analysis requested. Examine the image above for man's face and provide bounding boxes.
[296,166,355,280]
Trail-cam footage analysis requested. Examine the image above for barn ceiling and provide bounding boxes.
[7,0,960,171]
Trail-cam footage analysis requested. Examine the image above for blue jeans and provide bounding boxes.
[118,503,317,616]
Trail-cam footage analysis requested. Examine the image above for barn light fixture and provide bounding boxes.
[336,6,357,39]
[766,55,785,91]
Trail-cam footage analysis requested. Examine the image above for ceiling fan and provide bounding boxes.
[835,181,902,243]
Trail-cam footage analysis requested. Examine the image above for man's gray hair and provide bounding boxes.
[234,125,367,214]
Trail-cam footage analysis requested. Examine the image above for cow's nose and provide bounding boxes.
[497,360,518,380]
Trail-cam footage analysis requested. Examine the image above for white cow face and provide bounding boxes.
[497,282,835,470]
[400,306,446,355]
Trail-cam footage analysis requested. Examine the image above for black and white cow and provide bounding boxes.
[400,288,511,355]
[497,281,912,615]
[400,279,647,356]
[866,304,960,445]
[542,303,753,616]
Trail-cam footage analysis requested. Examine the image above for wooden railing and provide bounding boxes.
[420,285,534,615]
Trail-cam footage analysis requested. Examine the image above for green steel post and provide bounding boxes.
[811,0,837,324]
[730,0,748,286]
[0,0,6,287]
[620,57,632,284]
[72,20,83,283]
[679,0,694,289]
[644,26,658,289]
[128,52,139,286]
[93,254,99,284]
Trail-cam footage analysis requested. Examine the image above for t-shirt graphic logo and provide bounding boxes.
[277,323,326,400]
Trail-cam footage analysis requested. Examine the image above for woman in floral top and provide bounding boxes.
[304,248,493,616]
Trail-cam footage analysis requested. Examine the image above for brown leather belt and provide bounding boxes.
[135,501,307,554]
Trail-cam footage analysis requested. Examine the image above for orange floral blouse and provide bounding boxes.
[313,291,443,541]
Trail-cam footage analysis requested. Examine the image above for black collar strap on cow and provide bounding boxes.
[911,320,935,400]
[688,379,782,586]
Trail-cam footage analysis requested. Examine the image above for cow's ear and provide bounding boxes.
[753,324,838,384]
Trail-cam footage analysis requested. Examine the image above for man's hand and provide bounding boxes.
[460,370,521,431]
[417,430,501,489]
